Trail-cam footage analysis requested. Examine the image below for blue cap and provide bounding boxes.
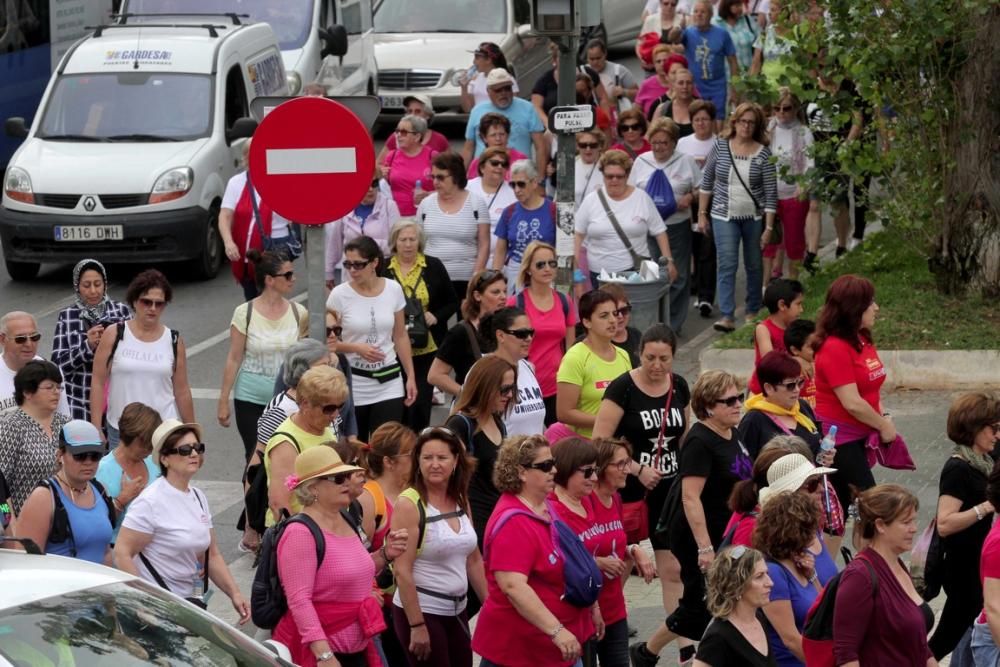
[59,420,104,455]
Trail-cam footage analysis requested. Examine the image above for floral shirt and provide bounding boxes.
[0,409,71,513]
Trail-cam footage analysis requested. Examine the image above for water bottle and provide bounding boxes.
[192,564,205,600]
[413,178,424,204]
[818,425,837,523]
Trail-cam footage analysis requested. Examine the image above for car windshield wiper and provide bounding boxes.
[106,134,181,142]
[40,134,110,142]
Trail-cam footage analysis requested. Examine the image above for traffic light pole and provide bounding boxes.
[554,34,579,290]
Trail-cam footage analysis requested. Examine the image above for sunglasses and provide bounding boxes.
[620,123,642,132]
[776,105,795,112]
[165,442,206,457]
[614,304,632,317]
[715,393,745,408]
[525,458,556,473]
[724,544,749,560]
[430,173,449,181]
[801,476,822,493]
[604,172,627,181]
[504,328,535,340]
[534,259,558,270]
[12,332,42,344]
[322,403,344,415]
[578,465,598,479]
[577,141,599,150]
[395,128,418,135]
[475,269,503,289]
[499,383,517,396]
[71,451,102,463]
[487,159,509,168]
[138,297,167,310]
[270,270,294,281]
[326,325,343,338]
[491,85,514,94]
[319,471,353,485]
[420,426,461,440]
[775,378,806,391]
[511,181,530,189]
[343,259,372,271]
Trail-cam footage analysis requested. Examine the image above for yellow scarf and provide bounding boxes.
[745,393,817,433]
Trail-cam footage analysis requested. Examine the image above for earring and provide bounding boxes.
[707,409,714,417]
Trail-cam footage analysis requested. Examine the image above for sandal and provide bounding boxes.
[237,540,259,555]
[713,318,736,333]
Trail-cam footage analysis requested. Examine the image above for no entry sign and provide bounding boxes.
[248,96,376,224]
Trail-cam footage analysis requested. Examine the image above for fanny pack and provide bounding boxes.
[352,363,401,383]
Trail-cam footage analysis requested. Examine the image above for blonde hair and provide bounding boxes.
[599,149,633,174]
[647,117,680,143]
[517,240,557,289]
[493,435,549,493]
[691,369,741,419]
[389,218,426,254]
[705,546,765,618]
[297,365,348,406]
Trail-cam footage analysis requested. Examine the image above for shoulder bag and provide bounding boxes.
[726,141,782,244]
[597,189,649,271]
[389,266,429,349]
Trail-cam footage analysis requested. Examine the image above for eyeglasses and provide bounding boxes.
[619,123,642,132]
[612,459,631,472]
[138,297,167,310]
[270,270,295,281]
[419,426,461,440]
[504,328,535,340]
[534,259,558,270]
[650,140,671,147]
[776,378,806,391]
[487,159,509,168]
[165,442,206,457]
[604,172,627,181]
[12,332,42,344]
[776,105,795,112]
[801,476,822,493]
[343,259,372,271]
[990,423,1000,435]
[511,180,531,189]
[71,451,102,463]
[326,325,343,338]
[395,128,418,135]
[735,119,756,126]
[319,471,353,485]
[577,141,599,149]
[714,393,745,407]
[578,466,598,479]
[491,85,514,94]
[322,403,344,415]
[525,458,556,473]
[614,304,632,317]
[430,173,450,182]
[499,383,517,397]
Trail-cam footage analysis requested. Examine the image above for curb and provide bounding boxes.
[699,347,1000,390]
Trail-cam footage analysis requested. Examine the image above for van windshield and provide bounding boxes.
[374,0,506,33]
[125,0,314,50]
[38,73,212,142]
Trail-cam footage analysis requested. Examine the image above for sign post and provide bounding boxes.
[247,96,377,342]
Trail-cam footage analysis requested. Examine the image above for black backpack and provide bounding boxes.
[244,431,300,534]
[251,513,325,629]
[39,477,116,557]
[108,322,179,371]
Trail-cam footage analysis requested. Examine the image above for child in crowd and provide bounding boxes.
[785,318,818,408]
[747,279,804,395]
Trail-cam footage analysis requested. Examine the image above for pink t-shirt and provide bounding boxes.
[277,523,376,652]
[978,520,1000,623]
[509,289,577,398]
[473,493,592,667]
[722,511,757,548]
[385,129,451,155]
[468,148,529,179]
[383,145,436,216]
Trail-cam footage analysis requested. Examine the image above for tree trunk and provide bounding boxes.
[933,5,1000,297]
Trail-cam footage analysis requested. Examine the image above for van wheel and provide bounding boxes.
[5,258,40,281]
[191,206,223,279]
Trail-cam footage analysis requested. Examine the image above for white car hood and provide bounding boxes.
[13,138,209,194]
[373,33,505,71]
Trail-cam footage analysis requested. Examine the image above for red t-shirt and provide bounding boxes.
[472,493,592,667]
[800,372,817,408]
[721,511,757,548]
[509,290,577,398]
[978,520,1000,623]
[814,336,886,431]
[747,318,787,395]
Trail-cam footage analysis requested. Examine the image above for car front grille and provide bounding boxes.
[379,69,443,90]
[34,194,80,209]
[100,194,149,209]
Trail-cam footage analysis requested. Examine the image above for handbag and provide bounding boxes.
[597,189,649,271]
[247,171,302,260]
[622,385,674,544]
[725,141,781,243]
[910,517,943,601]
[390,266,429,349]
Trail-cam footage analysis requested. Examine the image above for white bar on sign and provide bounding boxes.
[266,148,357,175]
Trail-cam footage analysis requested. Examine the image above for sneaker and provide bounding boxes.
[803,252,818,274]
[629,641,660,667]
[713,317,736,333]
[835,245,847,258]
[432,388,445,406]
[849,237,862,250]
[698,301,712,318]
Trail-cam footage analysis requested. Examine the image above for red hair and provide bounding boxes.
[814,275,875,352]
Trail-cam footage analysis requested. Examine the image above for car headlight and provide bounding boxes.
[287,71,302,95]
[4,166,34,204]
[149,167,193,204]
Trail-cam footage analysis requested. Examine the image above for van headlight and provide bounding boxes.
[287,71,302,95]
[4,167,34,205]
[149,167,193,204]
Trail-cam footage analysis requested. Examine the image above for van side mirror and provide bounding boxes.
[5,117,28,139]
[320,25,349,59]
[227,117,257,143]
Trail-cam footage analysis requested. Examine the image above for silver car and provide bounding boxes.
[0,549,293,666]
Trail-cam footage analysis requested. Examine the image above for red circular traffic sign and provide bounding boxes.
[248,96,376,225]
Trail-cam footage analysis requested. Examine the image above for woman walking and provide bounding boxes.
[382,115,438,216]
[492,160,556,292]
[482,307,547,437]
[96,402,162,540]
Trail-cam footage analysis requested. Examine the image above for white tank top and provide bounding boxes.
[392,502,477,616]
[504,359,547,436]
[107,324,178,428]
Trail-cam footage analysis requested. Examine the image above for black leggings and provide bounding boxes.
[403,352,435,432]
[929,555,985,659]
[233,399,265,461]
[332,651,365,667]
[829,438,877,512]
[392,606,472,667]
[355,396,405,442]
[665,531,711,641]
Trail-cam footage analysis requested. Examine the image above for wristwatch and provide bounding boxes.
[316,651,335,662]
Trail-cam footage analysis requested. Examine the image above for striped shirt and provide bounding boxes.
[699,137,778,221]
[417,191,490,281]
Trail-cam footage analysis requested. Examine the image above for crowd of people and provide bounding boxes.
[0,2,997,667]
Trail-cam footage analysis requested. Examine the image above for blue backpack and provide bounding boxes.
[486,503,602,608]
[644,164,677,219]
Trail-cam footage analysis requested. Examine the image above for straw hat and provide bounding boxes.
[290,446,363,489]
[758,453,836,506]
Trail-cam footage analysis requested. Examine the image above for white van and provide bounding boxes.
[0,21,286,280]
[118,0,378,96]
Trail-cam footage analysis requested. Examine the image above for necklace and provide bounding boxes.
[57,474,88,503]
[516,494,546,515]
[555,486,584,511]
